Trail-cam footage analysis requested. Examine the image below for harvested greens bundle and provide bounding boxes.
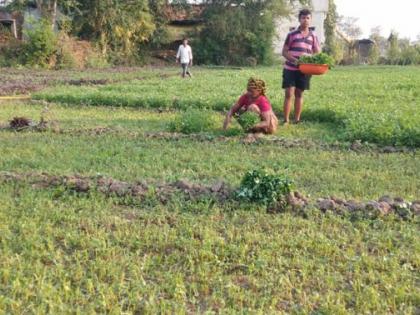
[236,111,260,131]
[299,53,335,68]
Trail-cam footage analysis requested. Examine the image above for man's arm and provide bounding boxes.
[176,46,181,63]
[313,35,321,54]
[189,47,193,65]
[282,43,298,65]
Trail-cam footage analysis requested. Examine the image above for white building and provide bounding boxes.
[273,0,329,54]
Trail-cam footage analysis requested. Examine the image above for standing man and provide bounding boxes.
[282,9,320,124]
[176,38,193,78]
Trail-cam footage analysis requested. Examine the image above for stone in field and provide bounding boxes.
[109,181,130,196]
[378,202,392,215]
[378,195,393,203]
[410,201,420,216]
[174,179,193,191]
[317,198,337,211]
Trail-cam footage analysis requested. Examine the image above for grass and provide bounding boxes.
[0,101,418,199]
[0,65,419,313]
[0,131,418,199]
[0,184,418,314]
[32,66,420,147]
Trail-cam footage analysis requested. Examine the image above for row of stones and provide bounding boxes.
[0,171,418,219]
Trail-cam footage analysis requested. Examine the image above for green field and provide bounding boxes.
[0,66,419,314]
[34,66,420,146]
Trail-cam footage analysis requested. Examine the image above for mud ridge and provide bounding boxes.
[0,171,418,219]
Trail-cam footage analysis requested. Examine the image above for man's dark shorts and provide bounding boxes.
[282,68,311,90]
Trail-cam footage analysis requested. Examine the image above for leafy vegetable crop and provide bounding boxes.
[236,169,294,206]
[168,108,218,134]
[299,53,335,68]
[236,111,260,131]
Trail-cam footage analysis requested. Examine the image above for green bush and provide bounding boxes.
[0,38,25,67]
[168,108,219,134]
[194,1,287,65]
[55,41,77,69]
[236,111,260,131]
[23,19,57,68]
[85,51,109,68]
[236,169,294,206]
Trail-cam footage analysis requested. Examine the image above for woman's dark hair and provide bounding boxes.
[298,9,312,19]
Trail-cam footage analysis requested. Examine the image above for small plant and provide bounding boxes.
[299,53,335,68]
[236,111,260,131]
[168,108,218,134]
[23,18,58,68]
[236,169,294,208]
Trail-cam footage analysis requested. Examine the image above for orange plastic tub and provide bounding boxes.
[299,63,329,75]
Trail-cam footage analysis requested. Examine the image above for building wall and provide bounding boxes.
[273,0,328,54]
[0,10,23,39]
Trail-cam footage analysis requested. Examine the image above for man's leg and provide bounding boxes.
[186,64,192,78]
[294,88,304,123]
[181,64,187,78]
[283,87,294,123]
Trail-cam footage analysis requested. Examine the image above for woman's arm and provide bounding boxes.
[249,111,271,132]
[223,101,243,130]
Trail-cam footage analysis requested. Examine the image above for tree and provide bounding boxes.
[367,26,384,64]
[338,15,362,40]
[73,0,155,60]
[146,0,189,49]
[323,0,342,63]
[387,31,399,64]
[147,0,170,48]
[7,0,77,29]
[23,18,57,67]
[195,0,309,65]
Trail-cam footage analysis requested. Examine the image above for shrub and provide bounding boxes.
[168,108,219,134]
[23,19,57,68]
[55,40,77,69]
[0,39,25,67]
[85,52,109,68]
[236,169,294,207]
[236,111,260,131]
[194,1,285,65]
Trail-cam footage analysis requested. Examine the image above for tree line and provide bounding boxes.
[323,0,420,65]
[1,0,418,67]
[1,0,310,67]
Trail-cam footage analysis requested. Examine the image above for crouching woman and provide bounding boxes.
[223,77,278,134]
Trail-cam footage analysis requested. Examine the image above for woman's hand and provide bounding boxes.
[224,102,242,130]
[223,113,231,130]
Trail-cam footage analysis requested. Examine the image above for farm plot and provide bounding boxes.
[0,66,419,313]
[0,67,177,96]
[33,66,420,147]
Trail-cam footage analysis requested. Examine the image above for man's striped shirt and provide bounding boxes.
[284,28,320,71]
